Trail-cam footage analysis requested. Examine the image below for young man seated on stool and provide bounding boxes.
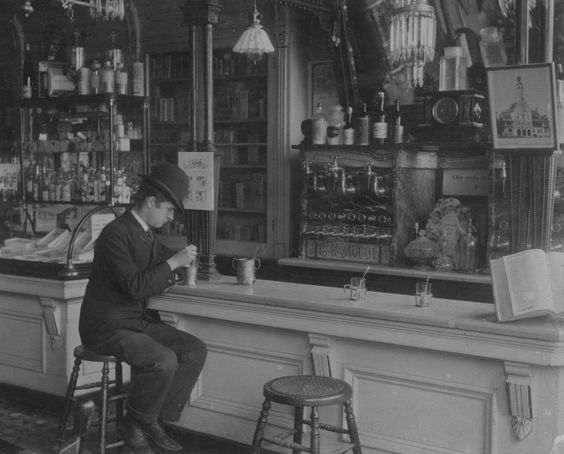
[79,163,207,453]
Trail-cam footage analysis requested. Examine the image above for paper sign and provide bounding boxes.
[91,213,115,241]
[0,163,19,194]
[178,151,214,211]
[442,169,488,196]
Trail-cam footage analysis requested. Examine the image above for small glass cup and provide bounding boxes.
[415,282,432,307]
[343,277,367,301]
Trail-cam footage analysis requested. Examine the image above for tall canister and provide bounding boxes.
[439,46,467,91]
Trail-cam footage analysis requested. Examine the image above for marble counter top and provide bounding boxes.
[152,277,564,366]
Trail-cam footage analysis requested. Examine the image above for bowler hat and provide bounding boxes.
[142,163,188,211]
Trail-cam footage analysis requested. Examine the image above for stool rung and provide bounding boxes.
[262,435,310,452]
[108,392,128,402]
[330,442,357,454]
[104,440,126,450]
[302,420,349,434]
[74,380,119,392]
[91,416,119,428]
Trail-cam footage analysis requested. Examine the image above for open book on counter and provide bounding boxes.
[490,249,564,322]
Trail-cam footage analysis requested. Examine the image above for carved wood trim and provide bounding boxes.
[504,361,534,440]
[39,297,62,350]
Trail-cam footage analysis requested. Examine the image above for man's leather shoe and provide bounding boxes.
[119,414,155,454]
[140,422,183,451]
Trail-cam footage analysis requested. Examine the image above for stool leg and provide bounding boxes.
[56,356,82,444]
[251,399,271,454]
[293,406,303,454]
[99,361,110,454]
[344,401,362,454]
[309,406,320,454]
[115,360,124,430]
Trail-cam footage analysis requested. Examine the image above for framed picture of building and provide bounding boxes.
[486,63,558,151]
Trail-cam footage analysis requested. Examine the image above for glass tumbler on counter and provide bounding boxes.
[415,282,432,307]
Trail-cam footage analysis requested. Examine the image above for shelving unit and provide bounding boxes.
[0,92,149,278]
[20,94,148,208]
[213,48,269,254]
[148,50,192,166]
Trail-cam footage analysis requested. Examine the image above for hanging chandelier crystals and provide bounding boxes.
[388,0,436,88]
[59,0,125,22]
[233,0,275,63]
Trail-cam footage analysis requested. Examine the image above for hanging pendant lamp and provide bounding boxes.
[233,0,274,63]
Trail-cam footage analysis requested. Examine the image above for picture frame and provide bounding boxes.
[486,62,558,151]
[307,60,340,118]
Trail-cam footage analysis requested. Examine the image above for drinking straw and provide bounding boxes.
[425,275,430,293]
[362,266,370,280]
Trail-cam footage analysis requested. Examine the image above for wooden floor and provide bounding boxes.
[0,384,253,454]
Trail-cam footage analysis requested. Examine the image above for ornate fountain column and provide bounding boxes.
[182,0,223,281]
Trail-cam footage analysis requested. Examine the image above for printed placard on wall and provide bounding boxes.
[91,213,116,241]
[0,163,19,195]
[442,169,488,196]
[178,151,214,211]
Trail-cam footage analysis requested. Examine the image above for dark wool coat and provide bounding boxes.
[79,210,177,345]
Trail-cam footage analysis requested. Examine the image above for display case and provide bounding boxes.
[0,93,148,278]
[213,49,269,255]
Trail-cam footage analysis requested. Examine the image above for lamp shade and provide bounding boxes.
[233,2,274,62]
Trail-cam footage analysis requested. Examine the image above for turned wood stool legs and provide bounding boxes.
[251,375,363,454]
[56,346,127,454]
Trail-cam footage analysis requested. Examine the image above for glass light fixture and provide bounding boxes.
[59,0,125,22]
[388,0,437,88]
[233,0,275,63]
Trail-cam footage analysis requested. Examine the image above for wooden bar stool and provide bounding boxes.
[56,345,128,454]
[251,375,363,454]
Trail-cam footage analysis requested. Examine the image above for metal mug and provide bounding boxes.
[232,257,261,285]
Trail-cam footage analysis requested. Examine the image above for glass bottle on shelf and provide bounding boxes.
[101,60,115,94]
[130,48,145,96]
[115,63,128,95]
[342,106,354,145]
[22,42,33,99]
[392,99,403,144]
[372,89,387,144]
[90,60,101,94]
[457,220,479,273]
[356,102,370,145]
[311,103,327,145]
[326,105,344,145]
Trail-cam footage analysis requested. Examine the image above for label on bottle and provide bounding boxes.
[372,122,388,140]
[343,128,355,145]
[326,125,341,145]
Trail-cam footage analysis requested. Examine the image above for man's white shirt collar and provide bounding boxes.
[131,209,150,232]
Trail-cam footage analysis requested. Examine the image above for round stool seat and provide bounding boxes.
[74,345,120,363]
[263,375,352,407]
